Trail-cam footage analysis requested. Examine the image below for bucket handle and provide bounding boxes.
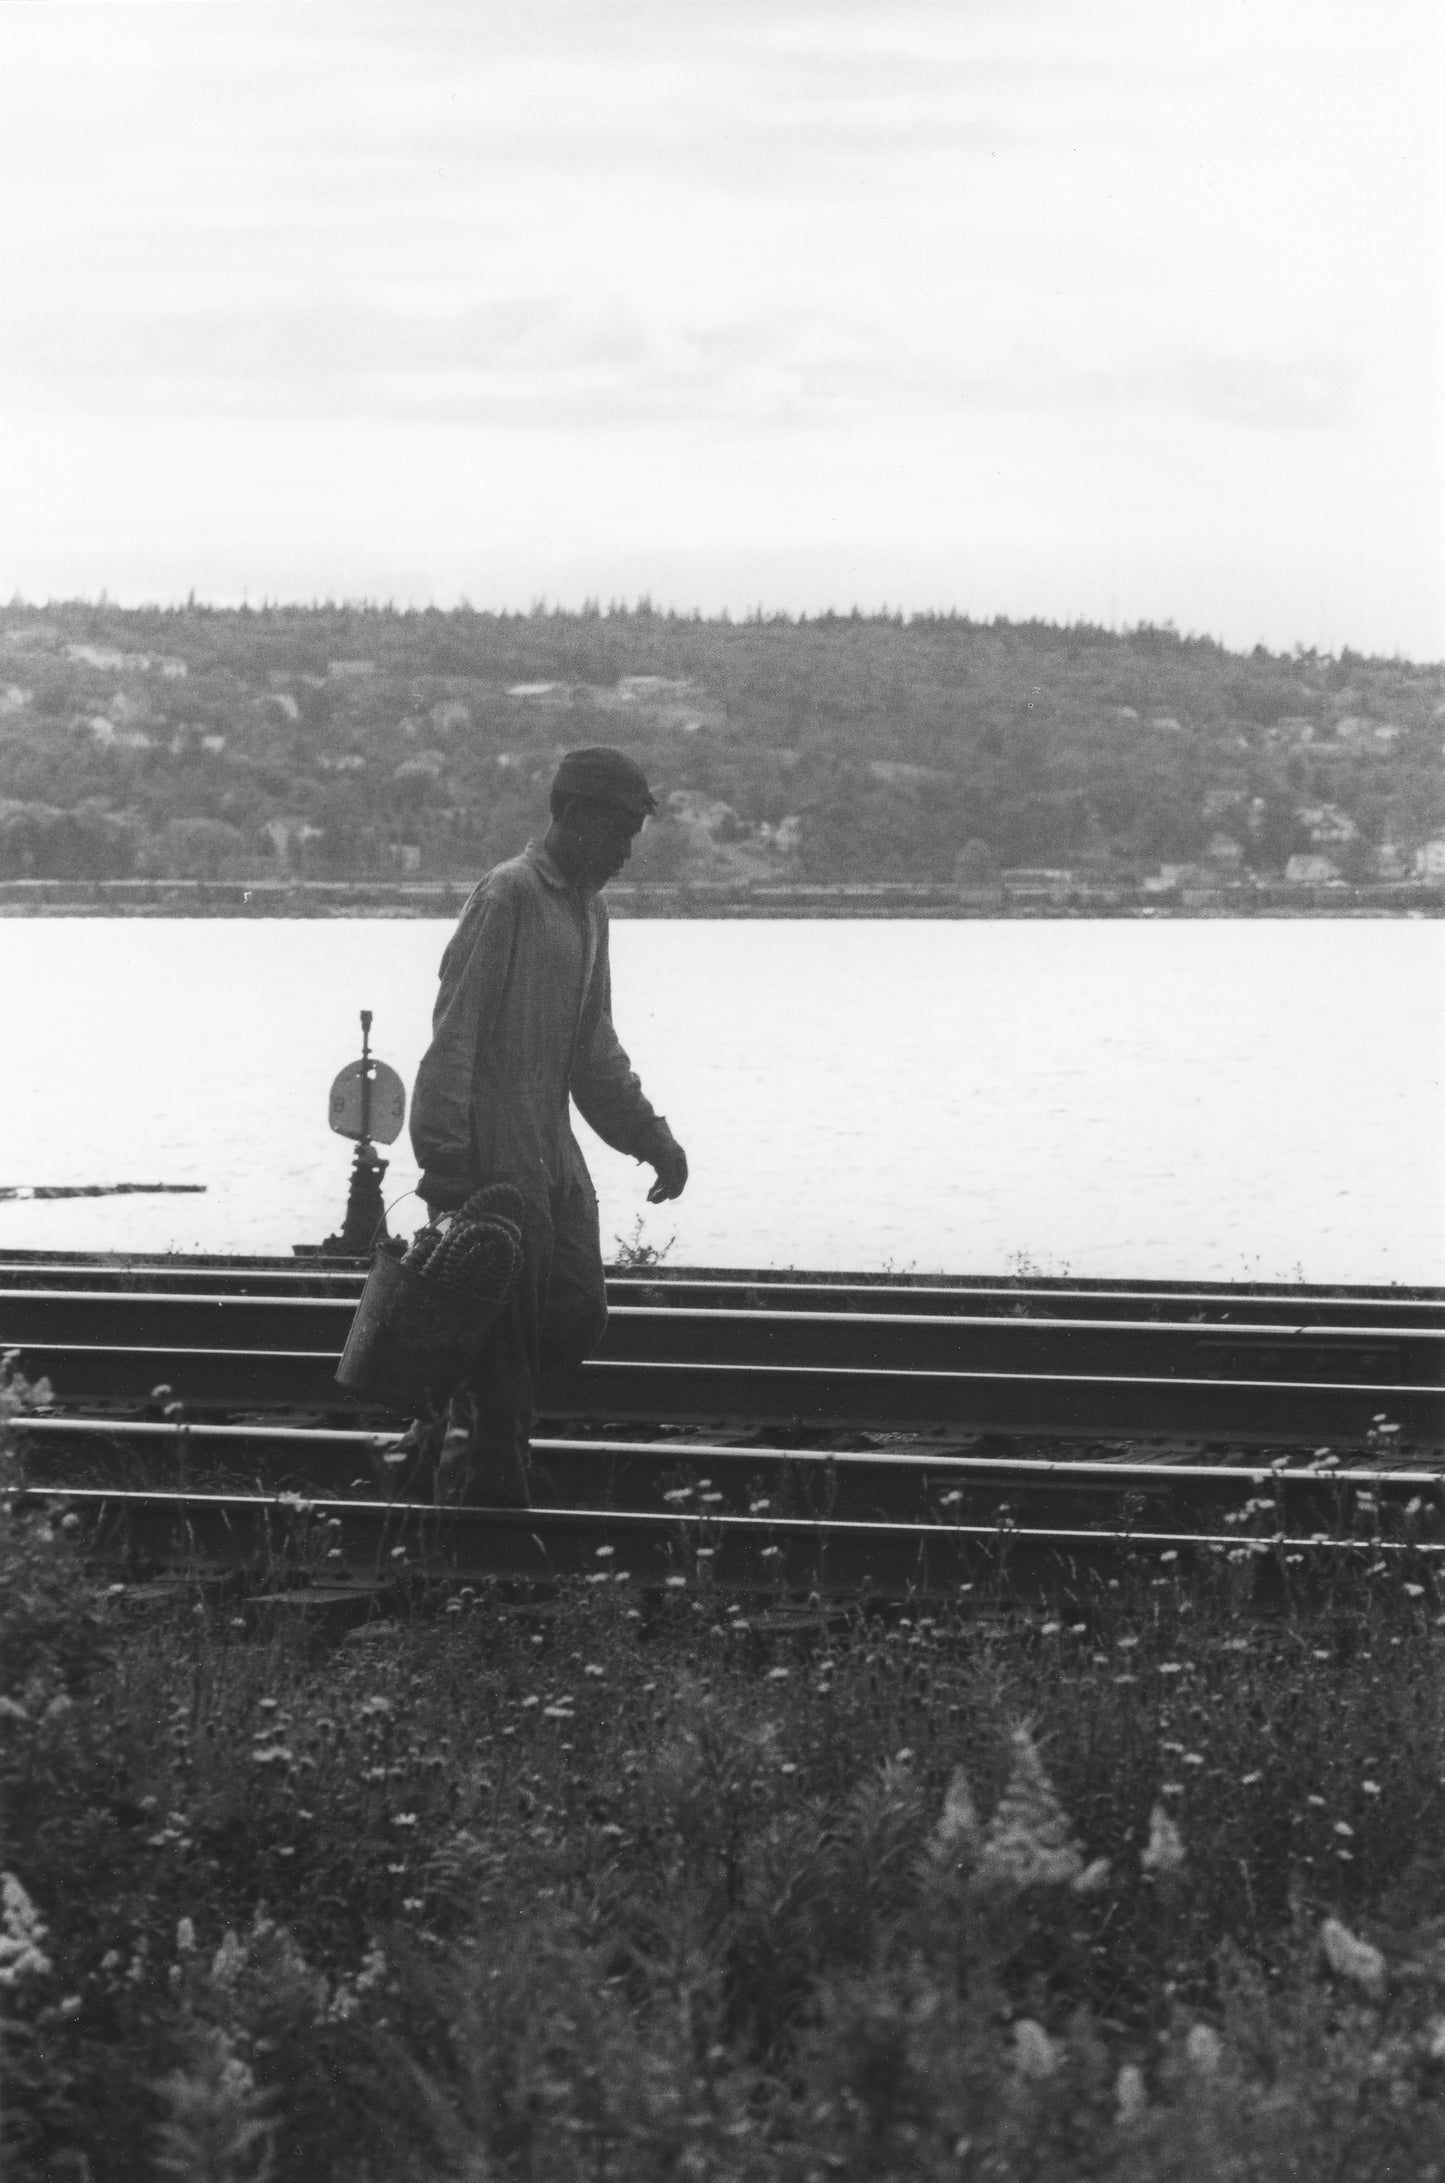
[371,1189,424,1255]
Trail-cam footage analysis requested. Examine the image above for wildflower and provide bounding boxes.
[0,1873,51,1987]
[1334,1821,1355,1838]
[1427,2018,1445,2061]
[1140,1805,1186,1875]
[1115,2063,1148,2124]
[176,1918,196,1954]
[1321,1916,1386,1998]
[665,1576,687,1589]
[748,1498,771,1514]
[583,1664,604,1678]
[1073,1857,1111,1896]
[1012,2018,1058,2080]
[594,1544,614,1558]
[1241,1772,1262,1786]
[391,1813,418,1828]
[1362,1780,1381,1796]
[975,1727,1084,1892]
[1185,2022,1223,2076]
[929,1765,983,1867]
[766,1667,790,1681]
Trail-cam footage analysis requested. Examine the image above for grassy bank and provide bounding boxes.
[7,1396,1445,2179]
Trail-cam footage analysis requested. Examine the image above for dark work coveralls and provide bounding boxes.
[409,838,673,1492]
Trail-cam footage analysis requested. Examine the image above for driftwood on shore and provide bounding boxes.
[0,1183,206,1201]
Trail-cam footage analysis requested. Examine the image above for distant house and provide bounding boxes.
[200,734,227,757]
[668,789,737,835]
[262,817,323,866]
[1204,833,1245,868]
[1297,803,1358,847]
[390,843,422,875]
[1141,863,1199,895]
[327,659,376,679]
[1285,853,1340,884]
[1414,841,1445,882]
[1114,707,1139,723]
[507,681,569,701]
[1149,716,1184,733]
[1334,716,1372,746]
[66,643,129,671]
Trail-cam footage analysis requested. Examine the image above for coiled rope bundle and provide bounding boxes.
[400,1182,526,1311]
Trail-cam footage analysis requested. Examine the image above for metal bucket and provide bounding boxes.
[335,1250,492,1416]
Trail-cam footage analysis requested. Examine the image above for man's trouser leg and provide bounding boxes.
[437,1195,550,1507]
[538,1174,609,1401]
[437,1177,606,1505]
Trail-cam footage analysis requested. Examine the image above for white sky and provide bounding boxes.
[1,0,1441,655]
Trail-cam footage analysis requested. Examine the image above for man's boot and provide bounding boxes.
[435,1386,531,1509]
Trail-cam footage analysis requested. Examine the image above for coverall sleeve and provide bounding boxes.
[570,943,672,1164]
[409,882,517,1209]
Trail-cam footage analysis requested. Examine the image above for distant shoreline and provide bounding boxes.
[2,877,1442,919]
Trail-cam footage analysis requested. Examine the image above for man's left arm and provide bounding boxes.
[570,933,688,1202]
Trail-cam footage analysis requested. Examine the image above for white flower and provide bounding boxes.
[1141,1805,1186,1875]
[1185,2023,1223,2077]
[929,1765,983,1866]
[1321,1916,1386,1998]
[0,1873,50,1988]
[975,1727,1084,1892]
[1115,2062,1148,2124]
[1012,2018,1058,2080]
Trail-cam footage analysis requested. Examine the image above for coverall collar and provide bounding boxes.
[524,838,580,895]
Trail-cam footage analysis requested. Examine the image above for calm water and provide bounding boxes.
[5,918,1443,1284]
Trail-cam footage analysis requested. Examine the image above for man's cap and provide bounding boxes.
[551,747,658,819]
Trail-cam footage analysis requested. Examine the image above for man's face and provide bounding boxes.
[572,801,644,889]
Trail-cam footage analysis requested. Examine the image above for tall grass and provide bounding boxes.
[6,1370,1445,2179]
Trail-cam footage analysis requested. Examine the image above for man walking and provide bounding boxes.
[406,746,688,1504]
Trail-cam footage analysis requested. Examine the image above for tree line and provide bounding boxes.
[1,600,1441,886]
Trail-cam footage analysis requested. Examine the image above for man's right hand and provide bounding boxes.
[646,1138,689,1203]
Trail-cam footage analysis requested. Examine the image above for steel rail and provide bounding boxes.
[4,1254,1444,1328]
[6,1336,1443,1444]
[21,1483,1445,1597]
[16,1416,1443,1499]
[3,1289,1439,1387]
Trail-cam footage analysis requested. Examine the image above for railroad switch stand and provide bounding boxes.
[313,1010,407,1258]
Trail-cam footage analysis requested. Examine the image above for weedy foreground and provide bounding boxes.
[7,1374,1445,2182]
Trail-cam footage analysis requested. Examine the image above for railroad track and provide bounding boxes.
[5,1252,1444,1600]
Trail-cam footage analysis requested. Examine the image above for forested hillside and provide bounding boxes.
[2,599,1441,887]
